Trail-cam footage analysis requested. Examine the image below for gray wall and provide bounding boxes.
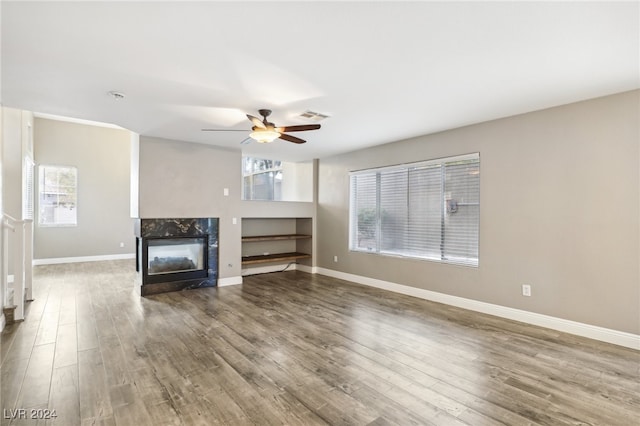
[34,118,133,259]
[137,137,319,280]
[317,90,639,334]
[137,136,244,280]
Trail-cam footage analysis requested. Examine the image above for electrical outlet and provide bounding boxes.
[119,242,124,248]
[333,255,338,262]
[522,284,531,297]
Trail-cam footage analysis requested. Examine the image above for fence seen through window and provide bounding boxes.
[38,165,77,226]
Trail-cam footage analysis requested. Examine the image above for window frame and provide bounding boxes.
[38,164,78,227]
[348,153,480,267]
[242,157,283,201]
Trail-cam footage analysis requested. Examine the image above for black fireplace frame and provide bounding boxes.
[141,235,209,285]
[134,218,219,296]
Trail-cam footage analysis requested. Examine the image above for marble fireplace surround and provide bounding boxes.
[135,218,219,296]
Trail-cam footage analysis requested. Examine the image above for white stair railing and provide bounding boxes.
[2,214,32,323]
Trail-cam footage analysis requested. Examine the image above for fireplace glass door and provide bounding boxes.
[146,237,207,277]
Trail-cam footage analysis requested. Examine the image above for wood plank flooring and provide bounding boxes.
[1,260,638,425]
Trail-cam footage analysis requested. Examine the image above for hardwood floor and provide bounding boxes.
[1,260,638,425]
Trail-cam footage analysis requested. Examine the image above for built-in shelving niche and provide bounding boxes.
[241,217,312,275]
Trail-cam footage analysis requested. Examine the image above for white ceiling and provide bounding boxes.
[2,1,638,162]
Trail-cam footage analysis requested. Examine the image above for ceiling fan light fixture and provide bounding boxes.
[249,129,280,143]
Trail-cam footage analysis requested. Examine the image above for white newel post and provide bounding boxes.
[2,216,16,317]
[2,214,29,322]
[24,220,33,302]
[11,220,26,321]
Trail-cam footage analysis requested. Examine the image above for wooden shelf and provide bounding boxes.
[241,252,311,265]
[241,234,312,243]
[241,218,313,272]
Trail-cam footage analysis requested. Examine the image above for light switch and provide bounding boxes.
[223,188,229,196]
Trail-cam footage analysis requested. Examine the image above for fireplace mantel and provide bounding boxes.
[135,218,219,296]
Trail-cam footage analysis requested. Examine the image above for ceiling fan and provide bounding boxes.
[203,109,321,144]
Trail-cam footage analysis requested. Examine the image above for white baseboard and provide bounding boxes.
[316,267,640,350]
[33,253,135,266]
[295,264,317,274]
[218,276,243,287]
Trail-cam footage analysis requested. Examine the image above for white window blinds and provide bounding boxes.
[23,157,35,220]
[349,153,479,267]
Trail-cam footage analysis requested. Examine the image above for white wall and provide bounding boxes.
[1,108,30,220]
[130,132,140,218]
[281,160,313,202]
[2,108,33,274]
[0,106,4,320]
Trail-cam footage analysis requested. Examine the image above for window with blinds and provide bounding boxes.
[349,153,479,267]
[23,157,35,220]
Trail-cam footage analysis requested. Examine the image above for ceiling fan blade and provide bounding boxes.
[202,129,247,132]
[240,136,253,145]
[276,124,321,133]
[247,114,266,129]
[279,133,306,144]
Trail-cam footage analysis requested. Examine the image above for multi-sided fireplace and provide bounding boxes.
[135,218,218,296]
[144,236,208,283]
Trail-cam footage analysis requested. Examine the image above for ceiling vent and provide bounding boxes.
[299,110,330,122]
[107,91,126,100]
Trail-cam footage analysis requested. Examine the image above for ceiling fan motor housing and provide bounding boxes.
[258,109,275,127]
[258,109,272,118]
